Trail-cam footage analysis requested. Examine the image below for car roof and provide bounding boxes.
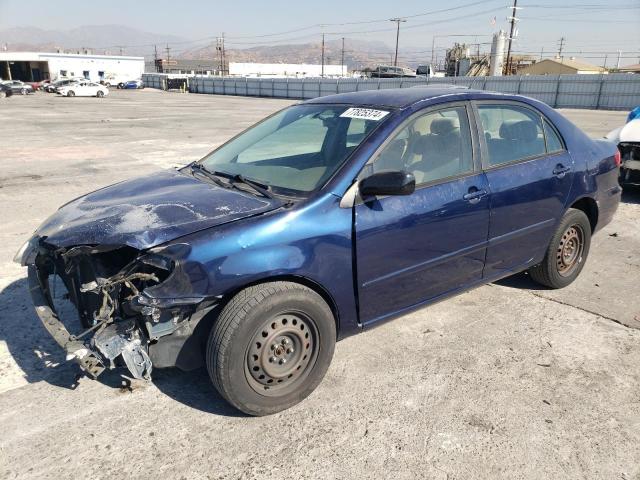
[304,86,506,109]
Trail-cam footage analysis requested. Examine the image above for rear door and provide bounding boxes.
[473,101,574,278]
[354,103,491,324]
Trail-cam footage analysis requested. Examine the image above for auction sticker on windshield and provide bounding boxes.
[340,108,390,121]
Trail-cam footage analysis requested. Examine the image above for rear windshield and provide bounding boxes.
[199,104,390,195]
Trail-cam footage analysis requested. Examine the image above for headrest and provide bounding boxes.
[499,120,538,142]
[430,118,458,135]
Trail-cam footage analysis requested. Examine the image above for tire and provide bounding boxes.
[117,83,124,89]
[529,208,591,289]
[67,90,75,97]
[20,88,27,95]
[206,281,336,416]
[96,90,104,98]
[105,82,111,88]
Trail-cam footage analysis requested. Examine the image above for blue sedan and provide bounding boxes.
[17,87,621,415]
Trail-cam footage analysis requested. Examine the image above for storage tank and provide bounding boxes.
[490,30,507,76]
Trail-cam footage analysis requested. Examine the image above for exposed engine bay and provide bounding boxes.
[26,240,216,380]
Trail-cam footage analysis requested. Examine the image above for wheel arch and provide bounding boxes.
[569,196,599,233]
[218,274,341,337]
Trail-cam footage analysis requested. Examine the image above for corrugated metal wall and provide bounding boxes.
[142,73,640,110]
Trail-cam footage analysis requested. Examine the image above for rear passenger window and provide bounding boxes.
[368,106,473,185]
[543,119,564,153]
[478,105,545,166]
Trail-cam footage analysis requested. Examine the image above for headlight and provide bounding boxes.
[13,236,40,266]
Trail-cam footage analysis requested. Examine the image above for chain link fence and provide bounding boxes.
[142,73,640,110]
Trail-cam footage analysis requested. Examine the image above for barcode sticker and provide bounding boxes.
[340,108,390,121]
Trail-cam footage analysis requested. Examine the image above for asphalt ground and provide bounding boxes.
[0,89,638,479]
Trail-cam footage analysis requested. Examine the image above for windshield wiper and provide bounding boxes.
[191,164,274,199]
[208,169,274,199]
[230,174,274,199]
[189,163,229,189]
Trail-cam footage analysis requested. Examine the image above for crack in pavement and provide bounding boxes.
[491,283,639,330]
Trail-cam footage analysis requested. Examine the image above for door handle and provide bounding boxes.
[463,188,488,204]
[553,164,572,178]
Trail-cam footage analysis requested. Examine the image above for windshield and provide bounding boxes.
[198,104,389,195]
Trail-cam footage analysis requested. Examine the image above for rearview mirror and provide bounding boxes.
[359,171,415,197]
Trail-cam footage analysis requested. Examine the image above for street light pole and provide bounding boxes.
[390,18,407,67]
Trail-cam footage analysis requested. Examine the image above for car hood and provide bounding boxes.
[35,169,283,250]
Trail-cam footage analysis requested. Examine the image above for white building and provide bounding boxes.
[229,62,347,78]
[0,51,145,83]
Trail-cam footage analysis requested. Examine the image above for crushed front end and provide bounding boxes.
[21,238,215,380]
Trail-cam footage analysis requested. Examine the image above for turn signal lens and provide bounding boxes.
[614,150,622,167]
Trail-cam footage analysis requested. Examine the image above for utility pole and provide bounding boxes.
[616,50,622,69]
[165,44,171,66]
[321,33,325,78]
[390,18,407,67]
[341,37,345,77]
[504,0,519,75]
[216,37,223,76]
[558,36,565,60]
[221,33,226,76]
[154,45,159,72]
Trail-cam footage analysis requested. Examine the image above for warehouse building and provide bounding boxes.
[519,57,607,75]
[0,51,145,82]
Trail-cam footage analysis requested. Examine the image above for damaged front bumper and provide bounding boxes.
[24,238,215,380]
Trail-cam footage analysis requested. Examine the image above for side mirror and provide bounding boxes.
[359,171,415,197]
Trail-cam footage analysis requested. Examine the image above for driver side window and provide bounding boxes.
[367,106,474,185]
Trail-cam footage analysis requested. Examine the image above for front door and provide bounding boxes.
[354,103,491,325]
[473,101,574,277]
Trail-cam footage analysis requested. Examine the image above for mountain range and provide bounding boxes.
[0,25,427,69]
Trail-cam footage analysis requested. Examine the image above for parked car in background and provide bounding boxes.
[1,80,34,95]
[46,78,85,93]
[101,75,129,89]
[0,83,13,98]
[370,65,417,78]
[57,81,109,97]
[122,79,144,89]
[607,106,640,186]
[17,88,621,416]
[26,78,51,91]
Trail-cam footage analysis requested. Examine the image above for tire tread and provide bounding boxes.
[206,281,317,408]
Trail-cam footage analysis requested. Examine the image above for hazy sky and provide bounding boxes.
[1,0,639,65]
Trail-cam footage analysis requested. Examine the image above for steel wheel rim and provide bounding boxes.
[556,224,585,277]
[245,311,318,397]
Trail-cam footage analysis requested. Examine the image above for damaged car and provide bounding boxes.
[606,106,640,186]
[17,87,621,415]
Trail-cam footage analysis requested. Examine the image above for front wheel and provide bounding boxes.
[96,90,104,98]
[20,88,27,95]
[67,90,75,97]
[529,208,591,289]
[206,281,336,416]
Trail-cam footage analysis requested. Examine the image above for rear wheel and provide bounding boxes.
[20,88,27,95]
[96,90,104,98]
[529,208,591,289]
[206,281,336,416]
[67,90,75,97]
